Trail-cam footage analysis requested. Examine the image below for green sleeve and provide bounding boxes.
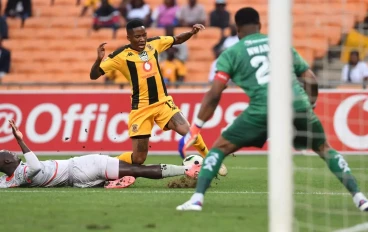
[216,51,233,76]
[292,48,309,77]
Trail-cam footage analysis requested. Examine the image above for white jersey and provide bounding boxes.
[0,160,69,188]
[0,153,119,188]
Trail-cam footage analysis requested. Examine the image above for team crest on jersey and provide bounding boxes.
[143,62,152,72]
[138,51,149,61]
[127,52,134,57]
[132,124,138,133]
[146,44,153,51]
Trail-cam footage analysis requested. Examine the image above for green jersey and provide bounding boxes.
[216,33,311,114]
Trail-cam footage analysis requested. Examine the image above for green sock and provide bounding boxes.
[195,148,225,194]
[325,149,360,195]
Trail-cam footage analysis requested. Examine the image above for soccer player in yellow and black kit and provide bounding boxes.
[90,20,228,175]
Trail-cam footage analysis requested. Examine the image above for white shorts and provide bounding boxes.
[70,154,119,188]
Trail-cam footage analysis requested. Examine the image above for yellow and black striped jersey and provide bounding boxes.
[99,36,175,109]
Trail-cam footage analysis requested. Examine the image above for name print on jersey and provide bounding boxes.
[246,43,270,56]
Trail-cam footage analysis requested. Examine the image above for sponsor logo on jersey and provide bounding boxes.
[127,52,134,57]
[143,61,153,72]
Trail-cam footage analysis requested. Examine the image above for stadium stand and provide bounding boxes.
[1,0,368,87]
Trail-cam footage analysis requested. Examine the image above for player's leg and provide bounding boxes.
[177,112,268,211]
[294,110,368,211]
[166,112,209,158]
[71,155,116,188]
[117,137,150,165]
[104,157,201,189]
[117,107,154,164]
[117,161,199,179]
[155,98,209,158]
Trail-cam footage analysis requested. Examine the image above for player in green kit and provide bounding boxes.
[176,7,368,212]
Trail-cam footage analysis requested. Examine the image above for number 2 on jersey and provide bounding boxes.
[250,55,270,85]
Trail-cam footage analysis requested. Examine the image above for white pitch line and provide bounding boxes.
[0,190,354,195]
[334,222,368,232]
[229,167,367,171]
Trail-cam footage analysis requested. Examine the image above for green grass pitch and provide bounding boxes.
[1,154,368,232]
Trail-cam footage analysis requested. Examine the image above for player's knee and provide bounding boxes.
[212,136,238,156]
[313,141,332,158]
[180,124,190,135]
[131,154,147,164]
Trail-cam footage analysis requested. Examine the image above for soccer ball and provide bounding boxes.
[182,155,203,166]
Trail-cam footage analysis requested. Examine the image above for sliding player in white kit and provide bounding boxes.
[0,120,200,188]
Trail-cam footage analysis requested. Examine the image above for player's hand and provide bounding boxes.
[9,119,23,141]
[183,124,202,150]
[97,42,107,61]
[191,24,205,35]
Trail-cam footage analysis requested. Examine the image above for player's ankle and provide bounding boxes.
[191,193,204,204]
[353,192,367,206]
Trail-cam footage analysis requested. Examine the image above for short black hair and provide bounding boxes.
[350,50,360,57]
[235,7,260,27]
[0,150,12,157]
[126,19,145,33]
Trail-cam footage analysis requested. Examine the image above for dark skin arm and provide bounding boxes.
[90,42,107,80]
[173,24,205,45]
[197,79,227,122]
[9,120,31,154]
[300,69,319,107]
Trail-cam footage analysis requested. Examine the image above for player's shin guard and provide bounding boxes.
[116,152,133,164]
[192,134,209,158]
[325,149,359,195]
[195,148,225,194]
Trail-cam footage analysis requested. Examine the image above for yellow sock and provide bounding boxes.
[192,134,209,158]
[116,152,133,164]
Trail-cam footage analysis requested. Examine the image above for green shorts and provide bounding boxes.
[221,109,326,151]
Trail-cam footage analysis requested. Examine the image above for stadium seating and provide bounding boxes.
[2,0,368,85]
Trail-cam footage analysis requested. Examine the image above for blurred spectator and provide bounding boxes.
[160,47,186,87]
[93,0,121,39]
[341,50,368,84]
[159,26,188,62]
[80,0,113,17]
[177,0,206,27]
[209,0,229,29]
[212,24,238,58]
[0,1,9,39]
[221,24,238,50]
[152,0,179,28]
[0,36,11,83]
[120,0,151,27]
[5,0,32,28]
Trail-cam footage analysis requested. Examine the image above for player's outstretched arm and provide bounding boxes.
[90,42,107,80]
[181,78,227,150]
[9,119,30,154]
[197,79,227,123]
[173,24,205,45]
[9,120,42,177]
[300,69,319,108]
